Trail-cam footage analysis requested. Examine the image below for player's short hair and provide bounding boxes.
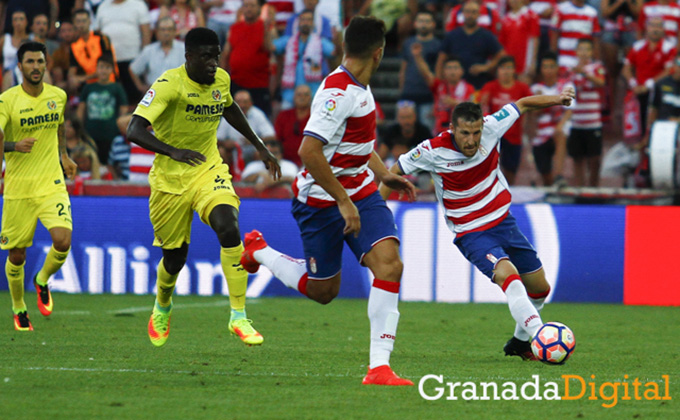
[451,102,483,126]
[576,38,594,47]
[185,27,220,52]
[32,13,48,25]
[540,51,558,64]
[498,55,516,68]
[343,16,386,59]
[415,10,436,21]
[299,8,315,17]
[17,41,47,63]
[72,8,90,19]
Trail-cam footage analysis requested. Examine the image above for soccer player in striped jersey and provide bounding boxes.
[241,16,417,385]
[380,87,575,361]
[0,42,77,331]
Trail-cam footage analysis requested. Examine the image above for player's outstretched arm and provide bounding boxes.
[222,102,281,180]
[370,152,416,202]
[126,115,206,166]
[515,86,575,115]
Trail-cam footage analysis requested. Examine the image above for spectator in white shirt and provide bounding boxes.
[129,17,185,94]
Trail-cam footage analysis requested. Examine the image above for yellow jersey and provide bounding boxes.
[0,83,67,199]
[133,65,234,194]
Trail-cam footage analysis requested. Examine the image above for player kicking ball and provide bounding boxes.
[241,16,417,385]
[0,42,77,330]
[380,88,575,360]
[127,28,281,347]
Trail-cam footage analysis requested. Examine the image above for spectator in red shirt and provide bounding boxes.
[623,17,676,136]
[274,84,312,166]
[221,0,277,116]
[500,0,540,83]
[411,42,475,134]
[637,0,680,47]
[480,56,533,185]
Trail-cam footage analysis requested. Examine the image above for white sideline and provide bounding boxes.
[58,299,262,316]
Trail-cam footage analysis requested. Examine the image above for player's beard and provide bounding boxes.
[25,70,44,86]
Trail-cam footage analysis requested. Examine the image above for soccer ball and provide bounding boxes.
[531,322,576,365]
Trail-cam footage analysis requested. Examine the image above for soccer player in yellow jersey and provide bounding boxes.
[0,42,77,331]
[127,28,281,347]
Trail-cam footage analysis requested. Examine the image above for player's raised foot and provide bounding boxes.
[228,319,263,346]
[33,275,53,316]
[503,337,538,361]
[14,311,33,331]
[240,230,268,274]
[148,303,172,347]
[362,365,414,386]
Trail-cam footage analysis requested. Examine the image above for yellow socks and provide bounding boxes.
[156,258,178,308]
[221,244,247,314]
[37,246,70,286]
[6,258,26,313]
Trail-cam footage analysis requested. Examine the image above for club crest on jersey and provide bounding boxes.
[410,148,422,161]
[141,89,155,107]
[0,236,8,245]
[480,145,488,156]
[212,90,221,101]
[325,98,337,112]
[309,257,317,274]
[46,100,57,110]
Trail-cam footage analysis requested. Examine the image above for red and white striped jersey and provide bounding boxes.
[638,1,680,46]
[500,6,541,74]
[529,0,558,27]
[267,0,295,28]
[445,4,502,35]
[398,103,520,239]
[202,0,240,24]
[569,61,606,129]
[624,38,677,85]
[293,66,377,208]
[551,1,601,69]
[129,142,154,183]
[530,79,574,145]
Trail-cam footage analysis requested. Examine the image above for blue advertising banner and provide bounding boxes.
[0,198,626,303]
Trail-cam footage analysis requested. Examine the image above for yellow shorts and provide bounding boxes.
[149,165,240,249]
[0,190,72,250]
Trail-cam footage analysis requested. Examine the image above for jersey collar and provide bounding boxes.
[339,65,366,90]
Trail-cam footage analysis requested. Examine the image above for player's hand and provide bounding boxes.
[259,148,282,180]
[169,148,206,166]
[61,154,78,180]
[559,87,575,106]
[380,172,417,202]
[16,138,37,153]
[338,199,360,237]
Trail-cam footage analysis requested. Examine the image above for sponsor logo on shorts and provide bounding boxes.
[0,236,8,245]
[309,257,317,274]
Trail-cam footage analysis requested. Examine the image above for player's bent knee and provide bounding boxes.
[53,238,71,253]
[8,249,26,265]
[306,280,340,305]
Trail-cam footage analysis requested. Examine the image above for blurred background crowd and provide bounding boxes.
[1,0,677,194]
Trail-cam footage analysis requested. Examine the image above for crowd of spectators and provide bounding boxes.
[1,0,679,191]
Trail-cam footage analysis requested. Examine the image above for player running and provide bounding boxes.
[127,28,281,347]
[0,41,77,331]
[241,16,417,385]
[380,88,575,360]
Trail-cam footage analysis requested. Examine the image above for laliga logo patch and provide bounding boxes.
[141,89,156,107]
[309,257,317,274]
[47,100,57,110]
[410,148,422,161]
[212,89,221,101]
[325,98,337,112]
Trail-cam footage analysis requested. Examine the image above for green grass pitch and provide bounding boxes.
[0,292,677,420]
